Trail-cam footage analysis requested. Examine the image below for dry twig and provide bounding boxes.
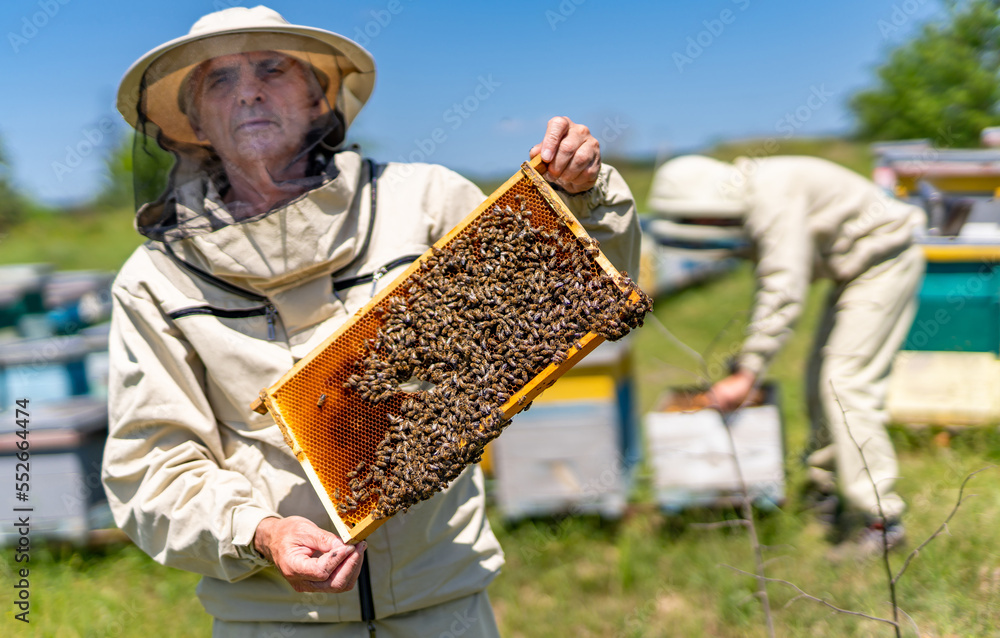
[892,465,994,585]
[649,313,777,636]
[833,387,902,637]
[689,519,751,531]
[725,565,899,628]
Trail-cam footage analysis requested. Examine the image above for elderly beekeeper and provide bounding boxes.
[649,154,925,555]
[101,6,640,636]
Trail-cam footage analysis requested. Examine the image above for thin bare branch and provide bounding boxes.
[781,593,808,610]
[647,314,711,376]
[892,466,996,585]
[896,606,921,635]
[718,408,775,637]
[648,354,706,383]
[761,555,791,569]
[690,519,751,531]
[833,386,901,638]
[724,565,899,628]
[649,311,775,636]
[760,544,795,553]
[700,315,742,373]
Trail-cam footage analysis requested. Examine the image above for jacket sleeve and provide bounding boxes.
[102,273,276,581]
[736,180,813,377]
[554,163,641,277]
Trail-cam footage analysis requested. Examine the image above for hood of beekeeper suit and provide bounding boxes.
[115,5,376,244]
[646,155,750,254]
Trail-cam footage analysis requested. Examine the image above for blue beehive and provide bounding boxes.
[904,250,1000,354]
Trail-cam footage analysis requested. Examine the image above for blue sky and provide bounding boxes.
[1,0,942,207]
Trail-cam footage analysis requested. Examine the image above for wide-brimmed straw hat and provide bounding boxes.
[646,155,750,253]
[648,155,748,218]
[116,5,375,146]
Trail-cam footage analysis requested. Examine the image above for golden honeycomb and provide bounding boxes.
[253,157,647,543]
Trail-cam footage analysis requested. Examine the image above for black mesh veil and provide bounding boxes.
[128,33,361,241]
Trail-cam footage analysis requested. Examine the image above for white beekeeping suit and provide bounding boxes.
[650,154,925,547]
[102,5,641,635]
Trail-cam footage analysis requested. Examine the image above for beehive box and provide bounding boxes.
[0,397,111,545]
[904,258,1000,354]
[252,157,650,543]
[490,371,629,520]
[645,385,785,511]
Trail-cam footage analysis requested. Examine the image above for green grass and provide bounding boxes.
[0,206,144,272]
[4,139,999,636]
[5,265,998,637]
[1,544,209,637]
[489,266,1000,637]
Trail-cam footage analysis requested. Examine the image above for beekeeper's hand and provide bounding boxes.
[254,516,366,593]
[708,370,757,413]
[530,116,601,194]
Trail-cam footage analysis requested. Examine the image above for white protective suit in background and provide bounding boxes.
[650,155,925,520]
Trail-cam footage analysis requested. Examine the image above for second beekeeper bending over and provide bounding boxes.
[650,154,925,558]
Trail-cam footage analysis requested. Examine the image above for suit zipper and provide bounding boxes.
[169,302,279,341]
[265,304,277,340]
[162,243,279,341]
[168,303,278,340]
[333,254,422,296]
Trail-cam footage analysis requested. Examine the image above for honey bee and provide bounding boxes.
[317,393,327,408]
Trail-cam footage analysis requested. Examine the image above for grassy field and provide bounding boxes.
[0,206,144,272]
[5,265,1000,637]
[4,141,1000,636]
[490,265,1000,637]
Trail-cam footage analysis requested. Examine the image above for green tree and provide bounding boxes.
[95,133,135,210]
[0,136,23,231]
[850,0,1000,147]
[95,132,175,210]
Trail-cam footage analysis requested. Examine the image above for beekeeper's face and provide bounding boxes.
[187,50,324,169]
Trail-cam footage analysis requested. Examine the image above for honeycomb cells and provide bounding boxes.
[267,170,653,533]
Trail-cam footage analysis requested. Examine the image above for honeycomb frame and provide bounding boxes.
[251,156,642,543]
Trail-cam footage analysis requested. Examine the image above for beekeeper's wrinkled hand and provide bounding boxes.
[530,116,601,194]
[254,516,366,593]
[708,370,757,413]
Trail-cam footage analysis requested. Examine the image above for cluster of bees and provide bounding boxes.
[339,198,653,520]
